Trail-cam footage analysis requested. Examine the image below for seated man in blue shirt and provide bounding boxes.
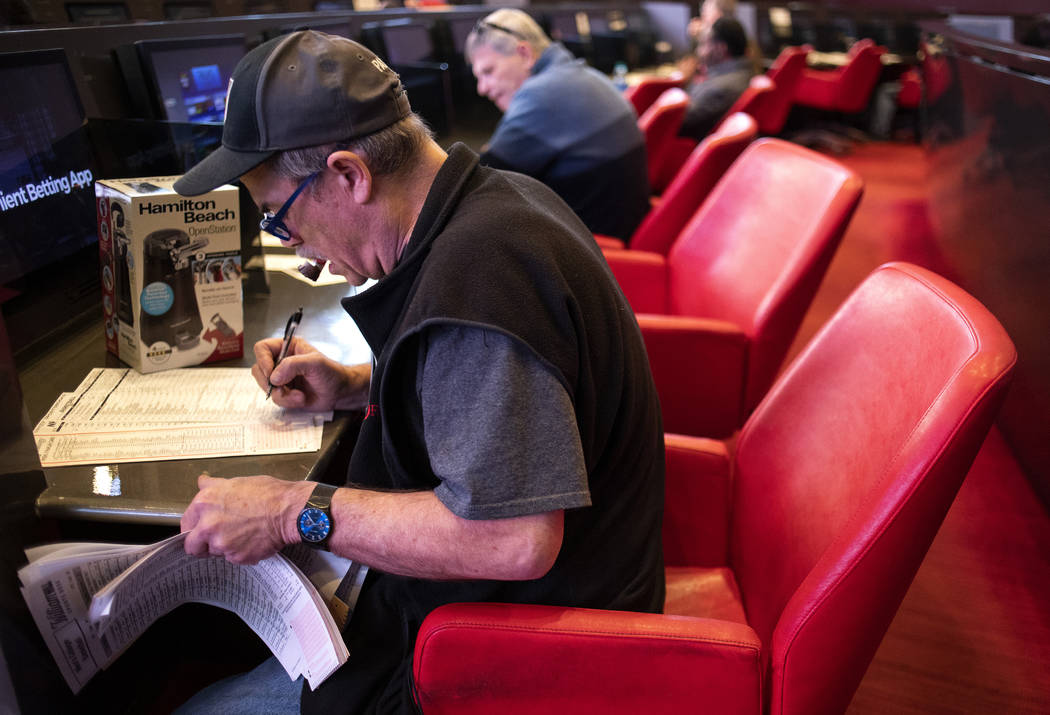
[466,8,650,241]
[679,17,755,140]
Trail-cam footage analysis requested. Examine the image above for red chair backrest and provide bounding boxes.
[730,262,1016,715]
[836,40,887,112]
[666,138,863,413]
[638,88,691,189]
[624,75,685,116]
[719,74,776,131]
[630,112,757,254]
[761,46,809,134]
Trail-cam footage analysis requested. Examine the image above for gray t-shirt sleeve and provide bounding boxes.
[416,324,591,520]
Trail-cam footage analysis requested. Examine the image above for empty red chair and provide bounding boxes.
[623,74,685,116]
[898,39,952,111]
[637,88,690,193]
[594,112,757,254]
[413,262,1017,715]
[604,138,863,437]
[897,67,921,109]
[794,38,887,114]
[759,45,809,134]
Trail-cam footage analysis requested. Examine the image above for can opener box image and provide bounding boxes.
[95,177,243,373]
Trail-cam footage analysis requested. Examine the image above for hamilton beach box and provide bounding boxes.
[95,176,243,373]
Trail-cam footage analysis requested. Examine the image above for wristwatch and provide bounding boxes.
[297,483,337,548]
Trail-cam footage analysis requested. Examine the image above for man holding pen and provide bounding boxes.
[173,30,663,714]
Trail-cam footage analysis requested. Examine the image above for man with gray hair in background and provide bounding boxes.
[466,8,650,242]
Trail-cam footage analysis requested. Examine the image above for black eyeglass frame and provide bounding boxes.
[473,18,529,42]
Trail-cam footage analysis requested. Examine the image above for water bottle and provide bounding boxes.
[613,62,629,92]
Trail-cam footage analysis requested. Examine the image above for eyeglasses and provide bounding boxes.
[473,19,528,42]
[259,171,320,241]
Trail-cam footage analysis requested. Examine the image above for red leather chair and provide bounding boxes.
[604,138,863,437]
[658,46,809,186]
[793,38,887,114]
[637,88,691,194]
[656,75,776,190]
[595,112,757,254]
[623,74,685,116]
[896,67,921,109]
[721,74,777,127]
[760,45,809,134]
[898,40,952,111]
[413,262,1017,715]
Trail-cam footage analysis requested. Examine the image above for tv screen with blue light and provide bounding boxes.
[0,49,97,289]
[135,35,246,123]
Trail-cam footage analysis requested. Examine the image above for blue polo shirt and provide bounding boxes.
[481,43,650,240]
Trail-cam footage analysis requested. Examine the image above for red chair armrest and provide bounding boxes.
[594,234,625,250]
[663,433,732,566]
[414,602,762,715]
[637,314,748,437]
[603,249,669,313]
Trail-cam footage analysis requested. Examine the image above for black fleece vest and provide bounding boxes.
[302,145,664,715]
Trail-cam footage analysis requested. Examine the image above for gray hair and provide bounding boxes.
[465,8,550,62]
[265,113,433,185]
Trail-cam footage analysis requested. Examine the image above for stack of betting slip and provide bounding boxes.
[32,367,332,467]
[18,533,366,693]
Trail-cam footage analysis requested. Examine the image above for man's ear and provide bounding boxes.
[515,41,537,69]
[327,150,373,204]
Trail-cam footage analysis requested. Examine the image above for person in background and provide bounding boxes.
[689,0,738,42]
[678,0,737,80]
[466,8,650,242]
[172,30,665,714]
[678,17,755,140]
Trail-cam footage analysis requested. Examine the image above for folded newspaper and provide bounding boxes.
[18,533,367,693]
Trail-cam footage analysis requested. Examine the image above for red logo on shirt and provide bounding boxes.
[364,403,379,420]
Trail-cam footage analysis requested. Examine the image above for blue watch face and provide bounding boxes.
[298,507,331,543]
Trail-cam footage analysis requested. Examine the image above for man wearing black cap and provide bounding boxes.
[173,31,664,714]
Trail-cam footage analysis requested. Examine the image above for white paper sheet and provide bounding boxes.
[32,368,331,466]
[19,534,360,693]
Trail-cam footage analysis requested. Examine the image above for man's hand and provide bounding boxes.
[251,337,369,411]
[181,474,314,565]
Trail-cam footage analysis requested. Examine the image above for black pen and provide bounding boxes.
[267,306,303,400]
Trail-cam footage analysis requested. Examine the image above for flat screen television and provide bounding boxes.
[0,49,97,294]
[163,2,214,20]
[379,21,436,64]
[264,18,354,41]
[66,2,130,24]
[641,1,692,57]
[548,11,583,41]
[448,15,480,56]
[0,49,101,362]
[131,35,247,123]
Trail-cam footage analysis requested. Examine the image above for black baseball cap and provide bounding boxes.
[174,31,411,196]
